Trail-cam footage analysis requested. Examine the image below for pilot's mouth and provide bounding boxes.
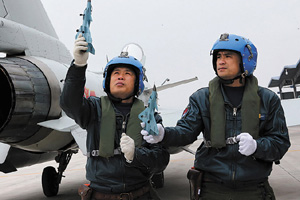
[116,82,124,86]
[218,67,227,70]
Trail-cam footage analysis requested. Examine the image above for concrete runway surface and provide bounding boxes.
[0,126,299,200]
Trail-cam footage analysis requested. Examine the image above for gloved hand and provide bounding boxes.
[73,34,89,67]
[140,123,165,144]
[236,132,257,156]
[120,133,135,162]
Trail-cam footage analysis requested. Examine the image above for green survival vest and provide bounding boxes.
[99,96,145,157]
[209,76,260,148]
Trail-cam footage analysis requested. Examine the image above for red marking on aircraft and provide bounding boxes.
[84,87,96,98]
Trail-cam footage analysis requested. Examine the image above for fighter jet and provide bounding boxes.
[0,0,197,197]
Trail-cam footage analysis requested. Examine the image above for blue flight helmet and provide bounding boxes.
[210,33,258,77]
[103,52,145,98]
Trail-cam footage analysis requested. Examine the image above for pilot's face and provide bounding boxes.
[216,51,241,80]
[109,66,136,102]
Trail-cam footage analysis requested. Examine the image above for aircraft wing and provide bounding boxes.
[156,77,198,92]
[139,77,198,104]
[0,142,10,164]
[38,115,78,133]
[38,117,88,156]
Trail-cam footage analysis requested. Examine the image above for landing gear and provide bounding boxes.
[41,150,76,197]
[42,166,59,197]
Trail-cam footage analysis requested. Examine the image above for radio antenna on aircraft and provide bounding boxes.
[75,0,95,54]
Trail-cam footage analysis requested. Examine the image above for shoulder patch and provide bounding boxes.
[182,105,190,118]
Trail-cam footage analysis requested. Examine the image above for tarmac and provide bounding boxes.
[0,125,299,200]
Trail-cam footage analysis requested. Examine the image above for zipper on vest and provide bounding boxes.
[232,107,237,182]
[121,119,126,190]
[233,107,237,117]
[122,114,130,134]
[122,120,126,134]
[122,115,128,190]
[232,170,236,181]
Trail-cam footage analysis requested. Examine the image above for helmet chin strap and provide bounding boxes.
[217,72,246,85]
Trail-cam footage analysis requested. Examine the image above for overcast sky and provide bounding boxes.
[41,0,300,113]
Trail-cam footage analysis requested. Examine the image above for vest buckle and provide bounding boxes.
[91,150,99,156]
[226,136,239,145]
